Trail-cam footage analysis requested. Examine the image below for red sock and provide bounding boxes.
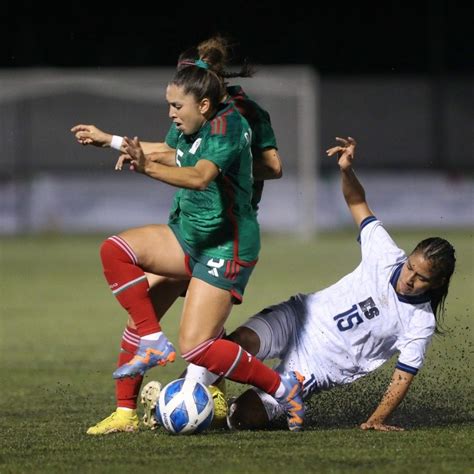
[116,326,143,409]
[100,236,160,336]
[183,338,280,395]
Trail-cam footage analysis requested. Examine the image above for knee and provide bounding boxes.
[227,327,260,356]
[99,236,120,264]
[99,237,112,261]
[100,235,138,266]
[178,330,204,359]
[179,325,226,360]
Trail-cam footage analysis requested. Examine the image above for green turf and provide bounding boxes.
[1,230,473,473]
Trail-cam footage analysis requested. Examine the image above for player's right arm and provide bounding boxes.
[70,124,172,154]
[326,136,374,227]
[122,136,219,189]
[360,368,414,431]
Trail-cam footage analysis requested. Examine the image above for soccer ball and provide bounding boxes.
[156,378,214,434]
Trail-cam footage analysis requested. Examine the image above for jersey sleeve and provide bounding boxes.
[359,217,406,266]
[165,124,180,148]
[395,307,436,374]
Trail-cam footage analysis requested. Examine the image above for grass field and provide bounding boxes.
[1,230,473,473]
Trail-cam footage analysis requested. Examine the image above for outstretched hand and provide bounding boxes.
[121,136,147,173]
[360,421,405,432]
[114,154,135,171]
[326,136,357,170]
[71,124,111,147]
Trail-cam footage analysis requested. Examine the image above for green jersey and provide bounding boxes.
[167,85,278,211]
[227,85,277,210]
[166,102,260,263]
[226,85,277,151]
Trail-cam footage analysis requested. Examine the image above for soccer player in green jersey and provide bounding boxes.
[73,40,304,434]
[73,36,282,210]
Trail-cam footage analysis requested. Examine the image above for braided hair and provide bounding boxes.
[411,237,456,333]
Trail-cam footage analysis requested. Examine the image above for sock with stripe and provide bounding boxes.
[183,338,280,395]
[116,326,142,409]
[100,236,161,336]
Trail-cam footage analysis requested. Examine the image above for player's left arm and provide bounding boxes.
[115,149,177,170]
[360,368,414,431]
[123,136,219,189]
[252,148,283,180]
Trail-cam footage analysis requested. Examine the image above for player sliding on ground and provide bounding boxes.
[142,136,456,431]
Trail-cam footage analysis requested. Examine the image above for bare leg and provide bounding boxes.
[179,278,234,352]
[147,274,190,321]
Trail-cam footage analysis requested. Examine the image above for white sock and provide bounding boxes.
[274,381,286,399]
[142,331,163,341]
[185,363,219,386]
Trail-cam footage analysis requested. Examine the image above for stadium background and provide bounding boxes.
[1,0,473,235]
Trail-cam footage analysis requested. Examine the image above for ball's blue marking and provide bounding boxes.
[170,401,189,433]
[193,383,211,414]
[164,378,185,405]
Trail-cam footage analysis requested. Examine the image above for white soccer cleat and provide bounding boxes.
[140,380,162,430]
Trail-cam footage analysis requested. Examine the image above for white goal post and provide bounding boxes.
[242,67,320,238]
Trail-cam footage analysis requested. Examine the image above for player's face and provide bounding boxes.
[166,84,207,135]
[396,252,437,296]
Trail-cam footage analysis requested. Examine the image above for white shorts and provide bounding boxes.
[242,294,320,421]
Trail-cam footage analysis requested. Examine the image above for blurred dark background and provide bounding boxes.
[1,1,473,234]
[2,1,473,73]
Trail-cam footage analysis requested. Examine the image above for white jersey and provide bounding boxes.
[245,217,436,397]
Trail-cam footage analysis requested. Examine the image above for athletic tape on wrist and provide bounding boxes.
[111,135,123,151]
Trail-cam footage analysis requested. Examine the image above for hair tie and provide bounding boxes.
[194,59,209,69]
[178,59,209,70]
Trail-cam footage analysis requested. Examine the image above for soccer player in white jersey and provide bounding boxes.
[221,136,457,431]
[157,136,456,431]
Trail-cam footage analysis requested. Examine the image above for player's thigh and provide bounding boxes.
[178,278,233,353]
[118,224,187,277]
[241,297,299,360]
[146,273,189,320]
